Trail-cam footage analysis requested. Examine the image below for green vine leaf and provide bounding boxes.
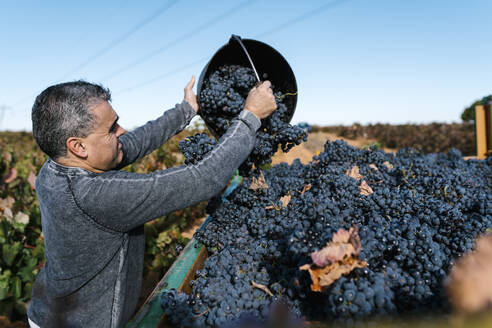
[2,242,22,266]
[0,271,11,301]
[11,276,21,299]
[18,265,35,283]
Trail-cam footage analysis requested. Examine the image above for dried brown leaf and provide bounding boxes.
[301,226,366,292]
[311,244,355,267]
[265,205,275,210]
[249,171,268,190]
[28,172,37,190]
[317,258,368,290]
[3,168,17,184]
[360,180,373,195]
[369,163,378,170]
[346,166,363,180]
[2,207,13,220]
[251,280,273,296]
[348,226,362,254]
[0,196,15,209]
[13,212,29,225]
[383,161,394,170]
[312,226,361,266]
[0,196,15,221]
[446,235,492,314]
[300,258,368,292]
[194,308,210,318]
[332,228,351,243]
[280,195,291,207]
[3,152,12,163]
[301,184,312,195]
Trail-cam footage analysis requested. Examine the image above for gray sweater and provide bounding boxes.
[27,101,261,327]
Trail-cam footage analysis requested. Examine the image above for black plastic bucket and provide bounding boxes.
[197,35,298,129]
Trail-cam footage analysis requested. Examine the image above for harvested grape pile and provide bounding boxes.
[161,140,492,327]
[198,64,307,173]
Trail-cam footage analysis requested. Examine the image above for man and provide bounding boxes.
[27,76,277,327]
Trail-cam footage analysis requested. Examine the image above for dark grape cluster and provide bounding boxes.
[161,140,491,327]
[198,64,307,173]
[161,289,195,327]
[179,133,217,165]
[297,122,312,133]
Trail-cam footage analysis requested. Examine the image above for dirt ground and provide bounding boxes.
[181,217,206,239]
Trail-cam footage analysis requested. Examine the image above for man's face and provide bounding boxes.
[82,101,126,171]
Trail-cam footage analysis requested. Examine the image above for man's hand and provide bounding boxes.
[244,81,277,119]
[184,76,199,113]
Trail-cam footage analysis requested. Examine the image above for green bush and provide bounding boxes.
[311,122,476,155]
[0,134,45,320]
[461,95,492,122]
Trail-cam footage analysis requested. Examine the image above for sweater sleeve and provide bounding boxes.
[69,110,261,233]
[115,100,196,169]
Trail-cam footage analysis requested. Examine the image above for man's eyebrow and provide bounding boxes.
[109,115,119,132]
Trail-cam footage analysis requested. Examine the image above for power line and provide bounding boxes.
[7,0,248,111]
[0,106,13,129]
[99,0,257,82]
[7,0,138,108]
[255,0,352,39]
[115,0,352,95]
[10,0,352,109]
[55,0,179,83]
[62,0,132,62]
[9,95,32,109]
[7,0,179,110]
[114,56,209,95]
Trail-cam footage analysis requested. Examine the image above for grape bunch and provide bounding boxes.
[297,122,312,133]
[161,140,491,327]
[178,133,217,165]
[198,64,307,173]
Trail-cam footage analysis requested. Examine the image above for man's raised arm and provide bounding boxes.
[70,81,276,232]
[116,77,199,168]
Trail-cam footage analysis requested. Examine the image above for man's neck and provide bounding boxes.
[55,156,104,173]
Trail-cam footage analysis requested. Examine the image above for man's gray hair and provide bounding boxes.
[32,81,111,159]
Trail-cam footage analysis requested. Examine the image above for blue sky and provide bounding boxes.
[1,0,491,131]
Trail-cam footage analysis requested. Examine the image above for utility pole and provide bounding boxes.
[0,105,11,130]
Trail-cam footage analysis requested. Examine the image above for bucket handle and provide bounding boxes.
[230,34,261,83]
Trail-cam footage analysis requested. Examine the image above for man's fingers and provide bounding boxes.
[250,80,272,94]
[185,76,195,90]
[261,80,271,89]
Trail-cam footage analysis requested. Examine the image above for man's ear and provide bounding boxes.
[66,137,88,158]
